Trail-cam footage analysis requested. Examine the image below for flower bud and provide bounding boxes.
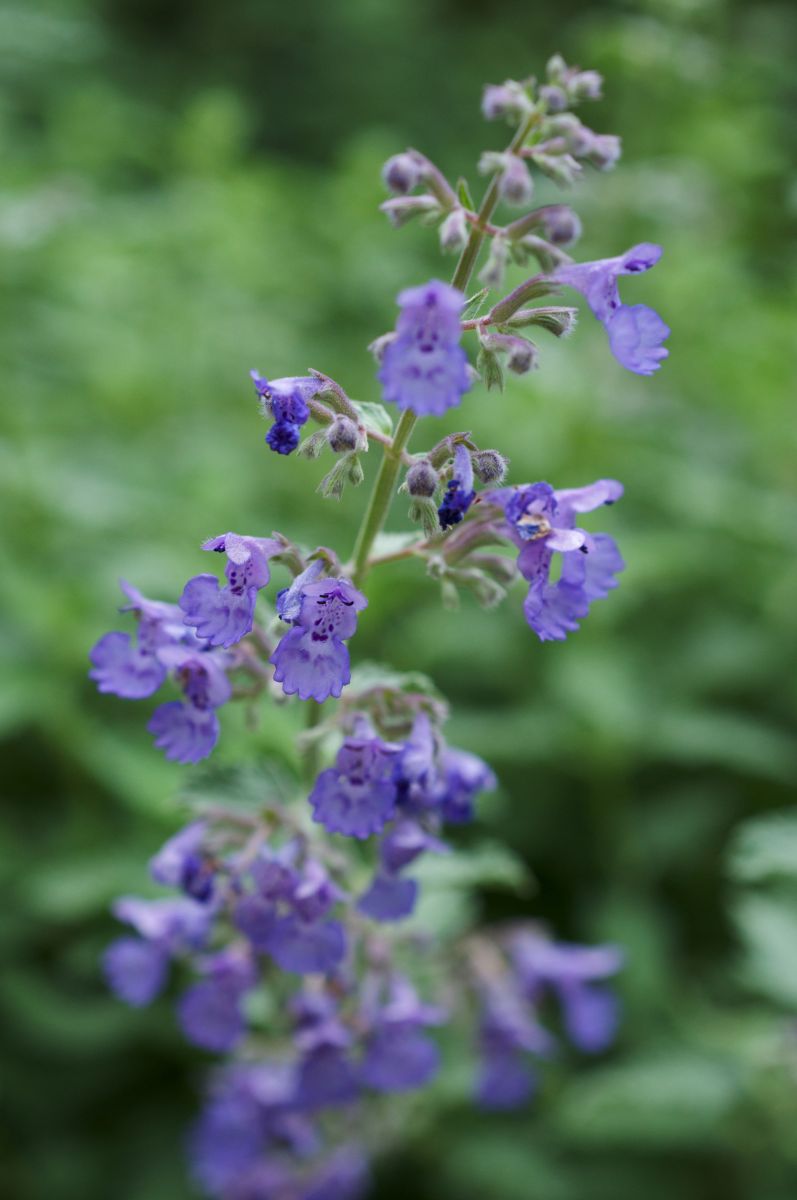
[406,460,439,498]
[472,450,509,486]
[326,416,359,453]
[586,133,622,171]
[539,84,568,113]
[498,155,534,207]
[546,54,568,83]
[481,81,532,124]
[478,236,509,291]
[382,153,422,195]
[537,204,582,246]
[480,331,537,375]
[569,70,603,101]
[379,195,440,228]
[532,152,582,187]
[347,456,364,487]
[438,207,469,254]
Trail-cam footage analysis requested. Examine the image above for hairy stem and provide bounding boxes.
[349,113,538,589]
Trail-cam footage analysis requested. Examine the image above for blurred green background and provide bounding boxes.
[2,0,797,1197]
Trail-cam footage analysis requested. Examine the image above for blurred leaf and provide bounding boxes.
[727,812,797,883]
[351,399,393,438]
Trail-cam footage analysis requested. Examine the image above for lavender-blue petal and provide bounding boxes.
[357,873,418,922]
[180,574,257,648]
[361,1025,440,1092]
[561,983,620,1053]
[178,980,246,1052]
[265,916,346,975]
[103,937,169,1006]
[147,701,219,763]
[89,631,166,699]
[477,1043,536,1110]
[270,627,351,702]
[295,1045,360,1110]
[309,768,396,839]
[606,303,670,375]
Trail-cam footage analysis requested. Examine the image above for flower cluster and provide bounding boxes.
[91,55,660,1200]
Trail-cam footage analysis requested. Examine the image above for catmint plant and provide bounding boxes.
[92,56,666,1199]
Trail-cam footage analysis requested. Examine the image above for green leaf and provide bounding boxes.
[456,176,475,209]
[413,840,532,893]
[556,1054,738,1148]
[350,398,393,438]
[727,811,797,882]
[732,891,797,1007]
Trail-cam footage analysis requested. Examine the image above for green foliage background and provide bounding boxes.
[2,0,797,1196]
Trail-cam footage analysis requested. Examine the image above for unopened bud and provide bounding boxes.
[546,54,568,83]
[507,306,577,339]
[478,236,509,291]
[380,195,440,228]
[537,204,582,246]
[532,152,582,187]
[347,456,364,487]
[586,133,622,171]
[439,207,469,253]
[327,416,359,453]
[539,84,568,113]
[406,460,439,498]
[481,81,532,123]
[297,429,328,459]
[518,234,569,273]
[498,155,534,207]
[469,553,518,585]
[569,70,603,101]
[472,450,509,486]
[480,331,537,376]
[382,153,422,195]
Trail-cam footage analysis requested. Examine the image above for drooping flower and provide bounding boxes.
[104,895,213,1007]
[360,976,445,1093]
[511,931,623,1053]
[438,443,476,531]
[378,280,471,416]
[250,372,318,456]
[476,977,554,1110]
[147,643,233,764]
[489,479,624,642]
[270,567,367,703]
[553,244,669,375]
[180,531,282,649]
[309,723,400,838]
[88,580,187,699]
[178,948,257,1052]
[150,820,216,902]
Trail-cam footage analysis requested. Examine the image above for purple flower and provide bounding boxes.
[89,580,188,699]
[309,727,399,838]
[475,978,553,1111]
[149,820,216,902]
[112,895,213,950]
[357,872,418,922]
[438,443,476,531]
[378,280,471,416]
[103,937,169,1006]
[360,977,445,1093]
[554,244,669,374]
[511,932,623,1053]
[180,532,282,649]
[490,479,624,642]
[380,820,447,873]
[178,950,256,1052]
[147,700,220,764]
[271,573,368,703]
[250,372,317,456]
[437,747,498,824]
[265,915,347,975]
[303,1148,369,1200]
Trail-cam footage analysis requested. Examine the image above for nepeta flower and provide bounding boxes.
[476,978,553,1110]
[360,976,445,1093]
[554,244,669,374]
[490,479,624,642]
[250,371,317,456]
[89,581,186,699]
[378,280,471,416]
[147,643,233,763]
[309,724,399,838]
[178,949,257,1052]
[511,932,623,1053]
[104,895,213,1007]
[234,853,347,976]
[438,443,476,531]
[271,567,367,703]
[181,531,282,649]
[150,819,216,902]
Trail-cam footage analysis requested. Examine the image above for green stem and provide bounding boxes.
[349,113,538,589]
